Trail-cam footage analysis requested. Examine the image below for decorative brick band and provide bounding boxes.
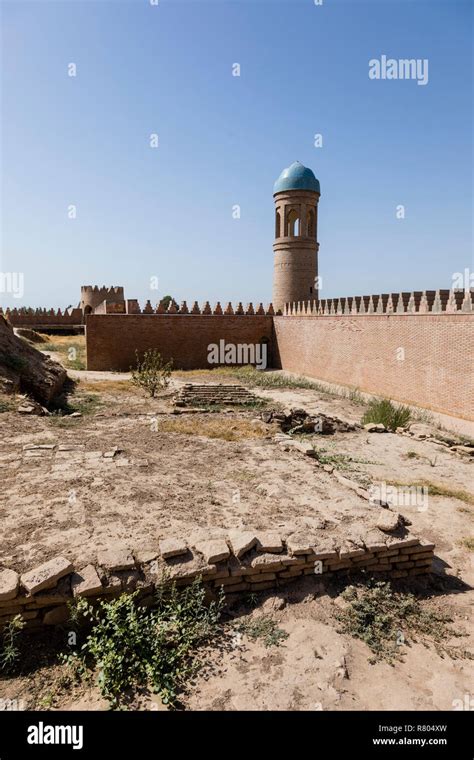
[0,532,435,629]
[284,289,474,316]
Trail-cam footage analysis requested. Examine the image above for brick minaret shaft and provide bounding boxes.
[272,164,320,313]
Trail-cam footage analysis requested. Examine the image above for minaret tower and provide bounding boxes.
[272,161,321,313]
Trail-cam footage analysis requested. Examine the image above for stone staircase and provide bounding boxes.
[174,383,258,407]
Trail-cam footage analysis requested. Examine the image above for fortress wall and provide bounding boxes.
[273,313,474,420]
[2,308,83,328]
[86,314,274,371]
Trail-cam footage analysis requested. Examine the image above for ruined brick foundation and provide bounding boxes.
[0,532,435,630]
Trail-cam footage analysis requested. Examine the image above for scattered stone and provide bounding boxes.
[451,445,474,456]
[376,511,401,532]
[195,539,230,564]
[96,547,135,571]
[71,565,103,597]
[18,403,42,415]
[363,423,386,432]
[408,423,433,439]
[159,538,188,559]
[21,556,73,595]
[0,568,20,601]
[228,532,257,558]
[103,447,119,459]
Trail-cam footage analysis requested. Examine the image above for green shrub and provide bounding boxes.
[361,398,411,431]
[67,579,224,707]
[130,349,173,398]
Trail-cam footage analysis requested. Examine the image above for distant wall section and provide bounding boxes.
[86,313,274,371]
[273,313,474,420]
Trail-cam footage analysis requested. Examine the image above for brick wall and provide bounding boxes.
[273,313,474,420]
[86,314,274,371]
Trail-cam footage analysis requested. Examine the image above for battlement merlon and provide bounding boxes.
[92,300,279,316]
[283,289,474,316]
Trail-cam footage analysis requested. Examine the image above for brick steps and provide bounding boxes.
[174,384,258,407]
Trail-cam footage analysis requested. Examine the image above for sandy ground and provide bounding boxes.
[0,367,472,711]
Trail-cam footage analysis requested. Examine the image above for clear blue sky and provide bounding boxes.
[1,0,472,309]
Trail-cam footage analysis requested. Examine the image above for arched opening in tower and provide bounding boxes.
[286,208,300,237]
[275,210,281,238]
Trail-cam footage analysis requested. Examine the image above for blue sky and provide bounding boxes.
[1,0,472,309]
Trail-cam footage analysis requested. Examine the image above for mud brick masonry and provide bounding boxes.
[2,162,473,420]
[83,289,473,420]
[0,530,435,630]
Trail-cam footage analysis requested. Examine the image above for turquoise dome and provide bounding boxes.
[273,161,320,194]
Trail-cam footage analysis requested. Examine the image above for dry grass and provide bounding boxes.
[78,379,136,394]
[39,334,86,370]
[459,537,474,551]
[387,479,474,506]
[157,416,268,441]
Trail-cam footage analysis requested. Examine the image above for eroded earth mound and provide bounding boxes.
[0,315,67,403]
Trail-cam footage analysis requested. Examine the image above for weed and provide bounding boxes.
[460,537,474,551]
[335,581,472,664]
[235,614,288,648]
[347,387,366,406]
[312,446,378,471]
[0,615,25,673]
[362,399,411,432]
[405,450,420,459]
[245,592,259,608]
[131,349,173,398]
[65,579,224,708]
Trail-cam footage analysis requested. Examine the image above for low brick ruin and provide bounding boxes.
[174,383,259,407]
[0,530,435,631]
